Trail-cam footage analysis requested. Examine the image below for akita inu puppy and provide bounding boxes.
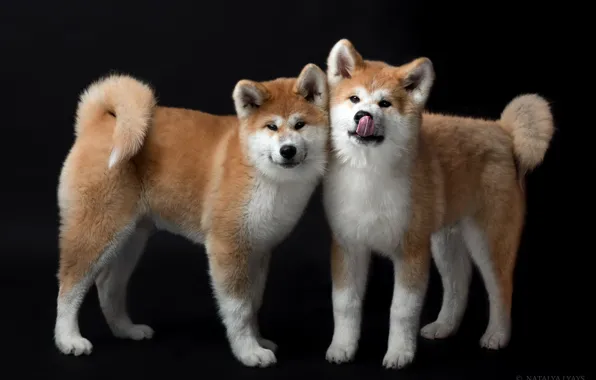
[54,63,329,367]
[322,39,554,368]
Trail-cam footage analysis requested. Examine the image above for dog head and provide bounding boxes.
[233,63,330,183]
[325,39,435,168]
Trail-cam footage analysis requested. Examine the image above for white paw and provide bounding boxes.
[237,346,277,367]
[480,328,509,349]
[56,336,93,356]
[258,338,278,352]
[420,321,455,339]
[382,348,415,369]
[113,324,154,340]
[325,342,356,364]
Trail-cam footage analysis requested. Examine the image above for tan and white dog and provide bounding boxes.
[54,64,330,367]
[322,39,554,369]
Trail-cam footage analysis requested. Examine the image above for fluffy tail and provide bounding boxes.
[499,94,555,175]
[74,74,157,169]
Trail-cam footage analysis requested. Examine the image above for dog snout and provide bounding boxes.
[354,110,373,123]
[279,144,297,159]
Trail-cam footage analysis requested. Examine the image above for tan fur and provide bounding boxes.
[420,112,531,312]
[328,45,441,290]
[59,102,243,295]
[326,39,554,362]
[400,138,437,289]
[59,71,328,295]
[500,94,554,174]
[329,39,554,294]
[55,64,330,363]
[74,74,157,168]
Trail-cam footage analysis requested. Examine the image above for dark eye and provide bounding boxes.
[295,121,305,130]
[266,124,278,131]
[378,100,392,108]
[349,96,360,103]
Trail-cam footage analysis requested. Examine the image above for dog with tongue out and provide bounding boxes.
[321,38,554,371]
[352,111,383,143]
[322,38,437,370]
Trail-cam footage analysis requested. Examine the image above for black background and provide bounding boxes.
[1,1,587,379]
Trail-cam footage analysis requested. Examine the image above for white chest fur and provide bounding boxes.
[244,177,315,252]
[323,160,412,256]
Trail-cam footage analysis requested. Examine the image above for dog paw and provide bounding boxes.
[382,347,415,369]
[258,338,278,352]
[237,346,277,367]
[326,342,356,364]
[480,328,509,349]
[113,324,154,340]
[420,321,455,339]
[56,335,93,356]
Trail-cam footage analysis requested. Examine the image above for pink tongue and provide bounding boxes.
[356,115,374,137]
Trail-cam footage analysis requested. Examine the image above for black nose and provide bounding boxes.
[354,110,373,123]
[280,145,297,159]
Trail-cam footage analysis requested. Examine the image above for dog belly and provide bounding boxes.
[151,213,206,245]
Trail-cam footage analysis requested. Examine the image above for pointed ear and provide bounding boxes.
[400,57,435,107]
[326,39,365,86]
[232,80,270,118]
[295,63,328,109]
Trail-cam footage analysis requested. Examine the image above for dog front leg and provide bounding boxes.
[382,233,431,369]
[207,236,276,368]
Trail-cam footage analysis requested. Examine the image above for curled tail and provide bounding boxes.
[74,74,157,169]
[499,94,555,175]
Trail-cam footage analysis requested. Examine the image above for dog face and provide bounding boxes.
[233,64,330,183]
[325,39,435,168]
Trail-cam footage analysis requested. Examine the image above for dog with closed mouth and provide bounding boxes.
[54,63,330,367]
[322,39,554,369]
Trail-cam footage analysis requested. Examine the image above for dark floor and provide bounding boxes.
[1,195,589,380]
